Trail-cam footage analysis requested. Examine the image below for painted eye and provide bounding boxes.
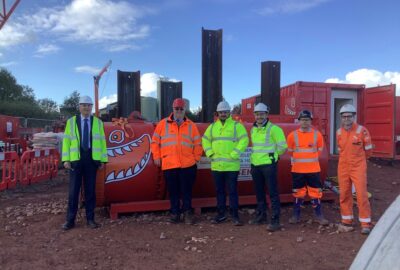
[109,130,124,144]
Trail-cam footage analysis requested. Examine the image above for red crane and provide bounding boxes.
[94,60,112,117]
[0,0,20,30]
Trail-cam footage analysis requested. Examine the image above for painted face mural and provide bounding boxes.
[104,120,151,184]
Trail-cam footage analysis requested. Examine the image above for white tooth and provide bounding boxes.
[115,148,123,155]
[134,163,140,174]
[116,170,124,179]
[140,158,145,167]
[125,168,133,177]
[107,150,115,157]
[137,139,143,143]
[144,152,148,160]
[123,146,132,152]
[106,172,115,181]
[130,142,138,147]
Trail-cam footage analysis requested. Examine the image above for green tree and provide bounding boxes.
[60,91,80,117]
[38,98,59,114]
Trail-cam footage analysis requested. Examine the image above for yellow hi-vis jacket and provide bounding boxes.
[62,115,108,163]
[202,116,249,171]
[250,120,287,165]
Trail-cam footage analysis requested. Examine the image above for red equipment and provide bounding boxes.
[95,118,333,219]
[0,0,20,31]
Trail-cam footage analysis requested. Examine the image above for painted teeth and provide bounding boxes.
[130,143,138,147]
[125,167,132,177]
[123,146,132,152]
[106,172,115,181]
[115,148,123,155]
[107,150,115,157]
[116,170,124,179]
[105,151,151,183]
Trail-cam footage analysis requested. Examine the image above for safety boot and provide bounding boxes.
[169,213,180,224]
[267,217,281,232]
[248,211,267,225]
[183,211,195,225]
[211,211,227,224]
[311,198,329,226]
[361,227,371,235]
[231,210,243,226]
[337,223,354,233]
[289,198,302,224]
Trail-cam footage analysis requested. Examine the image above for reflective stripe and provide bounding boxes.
[193,135,201,141]
[341,215,354,220]
[202,135,210,141]
[252,149,275,154]
[153,133,161,139]
[204,147,212,152]
[287,149,294,152]
[291,158,319,163]
[161,141,177,147]
[182,135,193,141]
[213,158,236,162]
[295,148,317,153]
[93,134,105,140]
[92,147,102,152]
[62,153,69,157]
[70,147,79,153]
[101,154,107,159]
[237,134,247,140]
[276,141,287,146]
[359,217,371,223]
[356,125,363,134]
[365,144,373,150]
[209,121,238,142]
[213,137,237,142]
[188,123,192,138]
[162,134,177,139]
[181,141,193,148]
[233,148,241,154]
[252,142,275,147]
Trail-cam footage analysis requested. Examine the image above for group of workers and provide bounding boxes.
[61,95,373,235]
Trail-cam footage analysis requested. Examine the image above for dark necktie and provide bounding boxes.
[83,118,89,150]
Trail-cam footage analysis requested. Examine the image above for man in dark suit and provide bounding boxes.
[61,95,108,230]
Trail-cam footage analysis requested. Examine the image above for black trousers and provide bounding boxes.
[251,163,280,221]
[66,150,98,223]
[163,164,197,215]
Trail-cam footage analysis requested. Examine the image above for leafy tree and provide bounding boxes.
[38,98,59,114]
[60,90,80,117]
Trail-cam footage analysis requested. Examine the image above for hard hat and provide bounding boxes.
[79,95,93,104]
[340,104,356,114]
[172,98,186,108]
[297,109,313,120]
[254,103,269,113]
[216,100,231,112]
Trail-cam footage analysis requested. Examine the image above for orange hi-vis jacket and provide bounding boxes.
[337,123,373,227]
[151,114,203,171]
[287,128,324,173]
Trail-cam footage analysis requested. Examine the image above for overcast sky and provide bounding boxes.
[1,0,399,110]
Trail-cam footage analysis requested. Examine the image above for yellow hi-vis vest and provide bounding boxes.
[250,121,287,166]
[62,115,108,162]
[202,116,249,171]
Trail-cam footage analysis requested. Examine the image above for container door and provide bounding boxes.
[363,84,396,158]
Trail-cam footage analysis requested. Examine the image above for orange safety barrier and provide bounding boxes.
[0,151,19,191]
[19,149,59,185]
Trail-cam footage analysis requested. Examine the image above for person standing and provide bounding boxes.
[286,110,328,225]
[249,103,287,232]
[202,101,249,226]
[336,104,373,235]
[62,95,108,230]
[151,98,203,224]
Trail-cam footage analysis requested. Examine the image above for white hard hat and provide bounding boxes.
[79,95,93,104]
[254,103,269,113]
[216,100,231,112]
[340,104,356,114]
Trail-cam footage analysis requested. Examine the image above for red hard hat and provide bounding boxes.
[173,98,185,108]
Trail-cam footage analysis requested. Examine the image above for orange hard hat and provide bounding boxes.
[173,98,185,108]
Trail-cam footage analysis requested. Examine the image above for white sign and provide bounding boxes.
[0,152,4,161]
[6,122,12,133]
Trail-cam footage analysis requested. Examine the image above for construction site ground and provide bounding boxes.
[1,159,399,270]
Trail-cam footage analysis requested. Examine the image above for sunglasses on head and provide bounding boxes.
[174,107,184,111]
